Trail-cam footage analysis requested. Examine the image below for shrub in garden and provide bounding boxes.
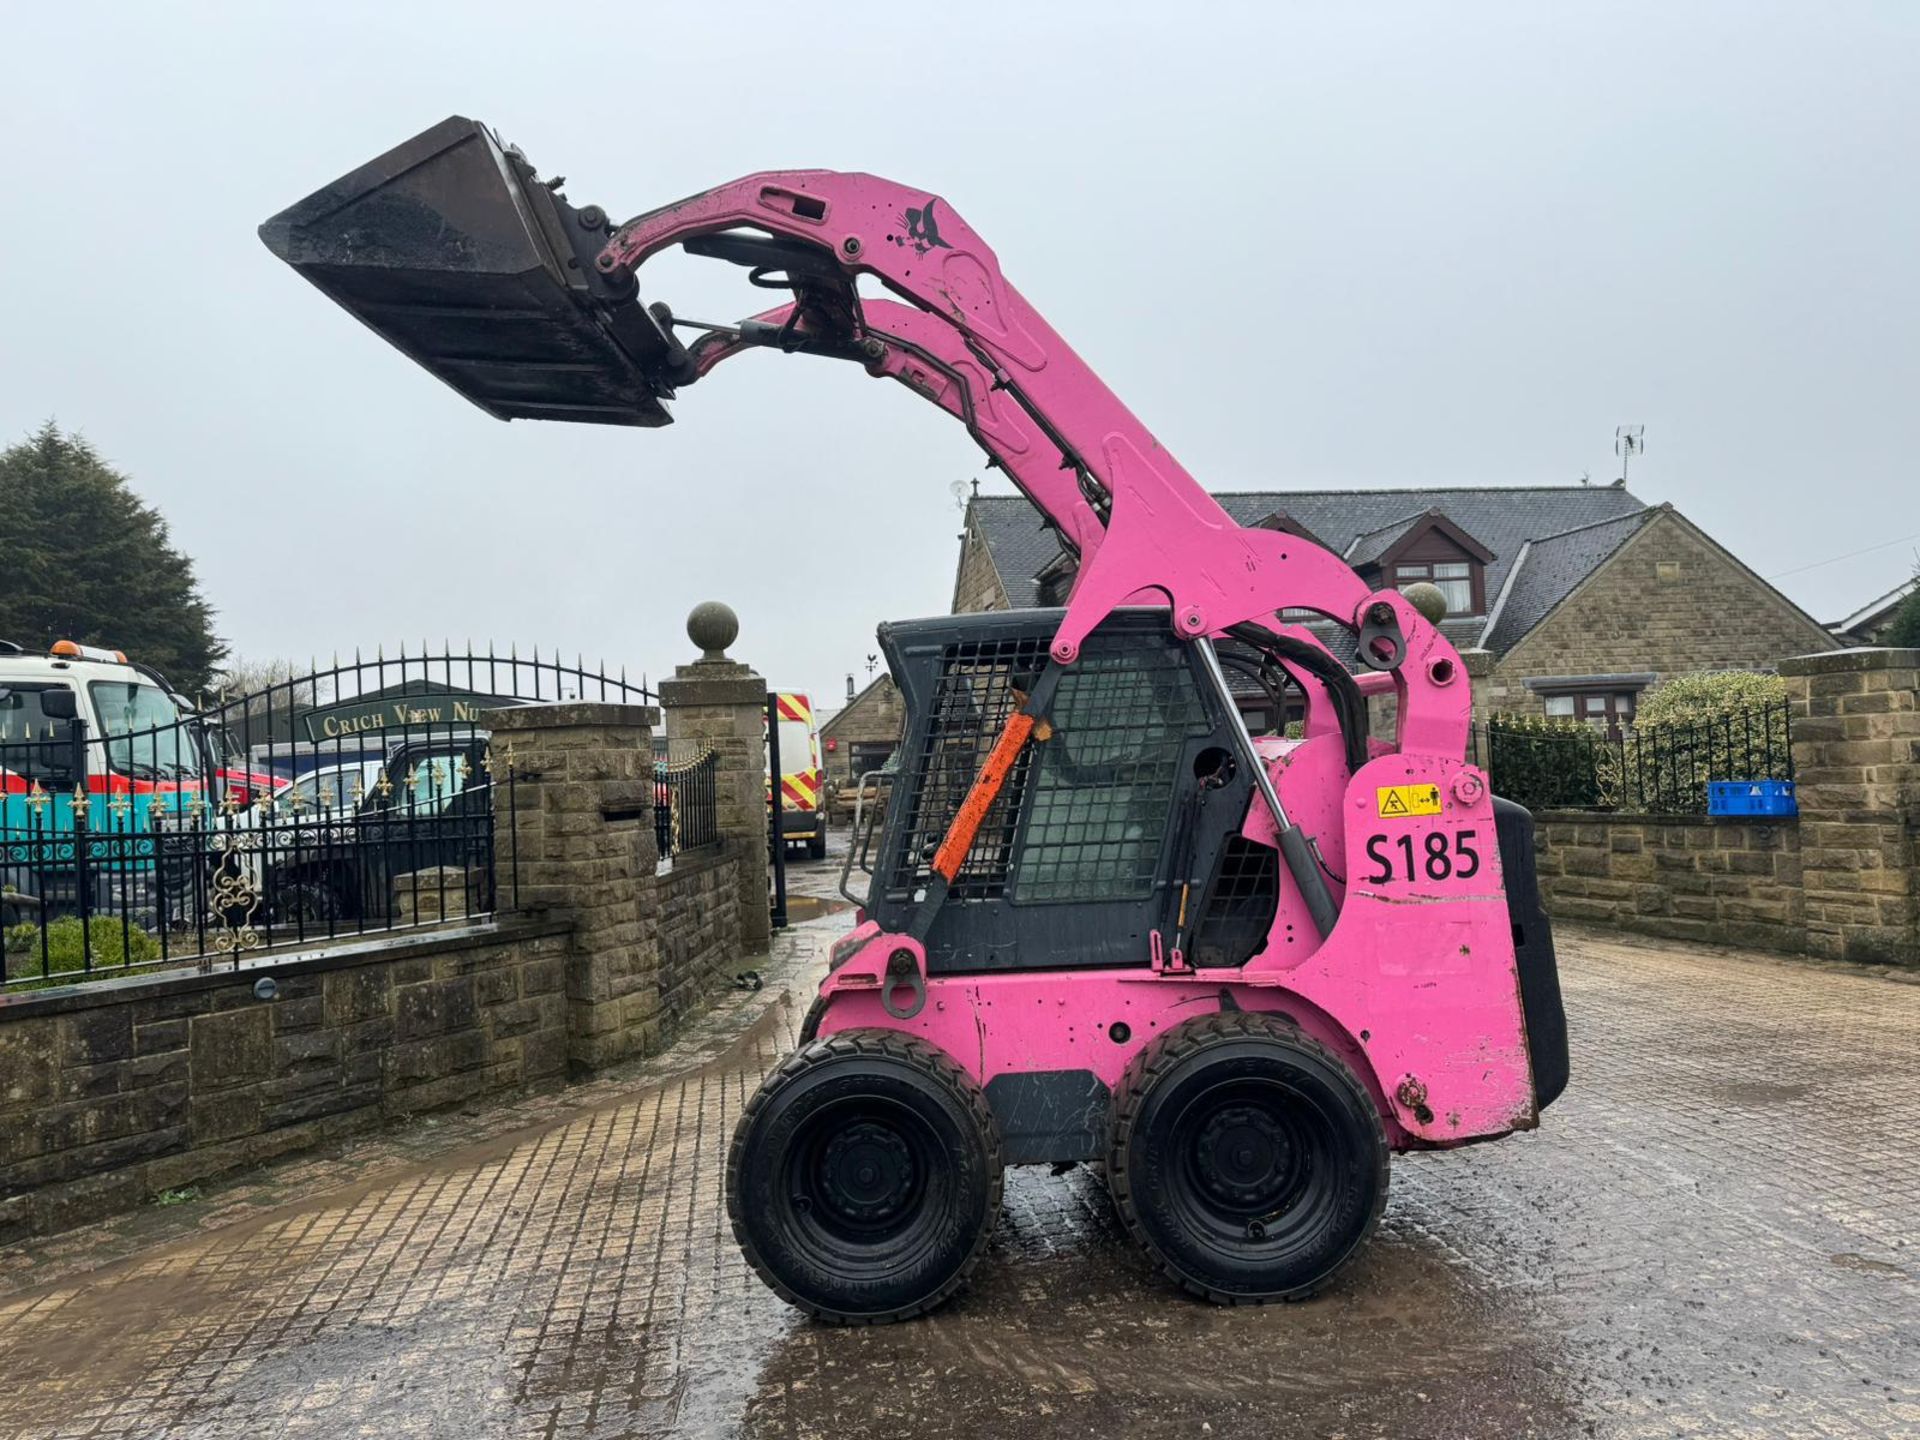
[1616,671,1791,813]
[1632,670,1787,729]
[1484,714,1607,810]
[3,914,163,983]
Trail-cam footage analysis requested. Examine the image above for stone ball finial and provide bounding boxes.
[687,601,739,661]
[1400,582,1448,626]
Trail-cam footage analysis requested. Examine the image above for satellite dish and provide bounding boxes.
[948,478,969,511]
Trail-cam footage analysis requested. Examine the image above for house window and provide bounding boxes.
[1396,561,1475,615]
[1543,689,1638,736]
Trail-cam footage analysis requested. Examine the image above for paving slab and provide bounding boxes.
[0,854,1914,1439]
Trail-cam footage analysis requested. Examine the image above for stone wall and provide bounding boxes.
[1533,814,1802,950]
[1477,508,1838,721]
[648,846,742,1043]
[1,679,767,1241]
[1523,649,1919,968]
[0,921,570,1241]
[1782,648,1920,965]
[488,700,751,1072]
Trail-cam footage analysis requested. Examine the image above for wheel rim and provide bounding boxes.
[779,1096,947,1276]
[817,1122,917,1228]
[1165,1074,1343,1256]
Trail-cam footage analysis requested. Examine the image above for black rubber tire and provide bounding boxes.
[797,992,829,1044]
[728,1029,1002,1324]
[1108,1011,1387,1305]
[807,830,827,861]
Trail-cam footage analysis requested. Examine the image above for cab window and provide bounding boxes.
[776,719,814,772]
[86,681,195,778]
[0,686,78,784]
[292,766,371,812]
[390,751,474,813]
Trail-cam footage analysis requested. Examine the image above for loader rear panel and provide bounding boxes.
[1493,798,1570,1108]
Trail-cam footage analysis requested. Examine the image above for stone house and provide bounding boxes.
[818,675,907,789]
[954,484,1838,733]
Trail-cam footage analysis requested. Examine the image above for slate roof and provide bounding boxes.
[966,505,1071,609]
[1343,511,1434,566]
[963,484,1652,655]
[1481,510,1658,653]
[1832,575,1919,637]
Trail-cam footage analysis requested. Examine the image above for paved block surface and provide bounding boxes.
[0,863,1914,1439]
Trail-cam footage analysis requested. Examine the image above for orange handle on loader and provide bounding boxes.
[931,712,1035,881]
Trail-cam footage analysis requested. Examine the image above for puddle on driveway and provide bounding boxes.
[783,893,852,925]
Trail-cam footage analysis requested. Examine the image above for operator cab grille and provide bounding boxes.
[888,629,1210,904]
[1014,644,1208,902]
[890,635,1048,900]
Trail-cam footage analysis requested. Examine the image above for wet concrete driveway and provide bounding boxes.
[0,859,1914,1439]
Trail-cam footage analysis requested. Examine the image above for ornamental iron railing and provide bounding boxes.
[0,645,650,989]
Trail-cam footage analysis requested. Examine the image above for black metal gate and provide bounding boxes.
[1,645,651,989]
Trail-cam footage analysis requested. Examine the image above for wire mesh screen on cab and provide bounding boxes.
[892,632,1209,903]
[891,634,1047,900]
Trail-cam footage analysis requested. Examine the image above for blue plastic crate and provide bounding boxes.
[1707,780,1797,817]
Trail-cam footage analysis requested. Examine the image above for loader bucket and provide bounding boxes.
[260,115,679,426]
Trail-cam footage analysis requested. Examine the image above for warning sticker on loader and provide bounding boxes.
[1376,784,1442,818]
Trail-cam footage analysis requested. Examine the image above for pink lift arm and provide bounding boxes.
[691,296,1360,742]
[604,182,1361,634]
[600,170,1468,760]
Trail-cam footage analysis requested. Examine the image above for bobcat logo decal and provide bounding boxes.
[891,198,953,257]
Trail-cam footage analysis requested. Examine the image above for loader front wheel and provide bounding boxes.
[1109,1012,1387,1305]
[728,1029,1001,1324]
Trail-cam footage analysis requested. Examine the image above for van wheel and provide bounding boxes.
[808,830,827,860]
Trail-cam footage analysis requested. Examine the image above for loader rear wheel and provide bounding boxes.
[1108,1012,1387,1305]
[728,1029,1002,1324]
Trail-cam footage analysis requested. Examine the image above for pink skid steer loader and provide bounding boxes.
[262,117,1569,1324]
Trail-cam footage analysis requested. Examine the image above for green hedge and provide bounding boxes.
[1484,672,1794,815]
[3,915,163,985]
[1484,715,1606,809]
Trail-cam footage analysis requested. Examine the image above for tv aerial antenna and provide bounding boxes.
[1615,425,1645,484]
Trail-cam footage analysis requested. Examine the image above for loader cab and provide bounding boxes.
[865,608,1278,975]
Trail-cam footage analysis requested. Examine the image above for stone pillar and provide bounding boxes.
[484,701,663,1071]
[1780,648,1920,967]
[1461,648,1497,743]
[659,603,772,956]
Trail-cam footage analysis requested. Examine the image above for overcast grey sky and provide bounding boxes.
[2,2,1913,710]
